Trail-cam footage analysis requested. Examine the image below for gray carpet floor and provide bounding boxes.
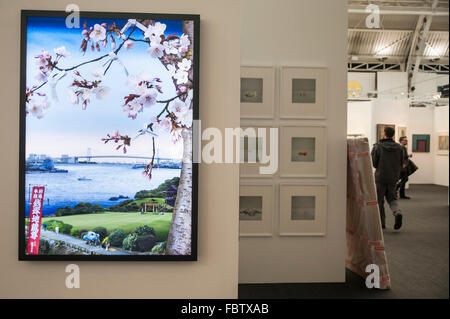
[238,184,449,299]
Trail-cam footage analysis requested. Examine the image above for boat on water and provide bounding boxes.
[78,177,92,181]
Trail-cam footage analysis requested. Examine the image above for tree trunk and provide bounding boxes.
[166,127,192,254]
[165,20,195,255]
[138,20,195,255]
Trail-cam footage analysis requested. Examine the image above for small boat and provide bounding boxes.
[78,177,92,181]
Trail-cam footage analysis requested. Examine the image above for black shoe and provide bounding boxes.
[400,196,411,199]
[394,213,403,230]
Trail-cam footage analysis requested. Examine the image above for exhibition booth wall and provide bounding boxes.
[239,0,348,283]
[0,0,240,298]
[348,72,449,186]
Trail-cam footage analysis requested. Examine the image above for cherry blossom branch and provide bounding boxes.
[127,37,149,43]
[53,54,109,72]
[103,26,137,76]
[143,137,156,179]
[101,131,131,154]
[28,81,48,95]
[156,92,187,104]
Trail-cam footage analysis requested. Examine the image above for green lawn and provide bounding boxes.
[42,212,173,242]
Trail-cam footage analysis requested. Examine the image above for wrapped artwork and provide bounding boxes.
[346,137,391,289]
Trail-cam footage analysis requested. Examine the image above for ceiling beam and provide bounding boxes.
[408,0,438,92]
[349,54,449,62]
[348,8,448,16]
[405,15,426,72]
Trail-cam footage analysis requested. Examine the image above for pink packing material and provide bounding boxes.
[346,137,391,289]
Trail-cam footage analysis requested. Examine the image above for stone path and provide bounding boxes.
[40,229,132,255]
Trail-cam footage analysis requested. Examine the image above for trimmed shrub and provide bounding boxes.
[156,203,173,213]
[79,229,88,238]
[132,225,156,237]
[151,241,166,254]
[45,220,72,234]
[38,239,51,254]
[122,233,139,251]
[92,227,108,241]
[137,235,157,252]
[45,220,61,231]
[70,228,80,237]
[108,229,126,247]
[59,223,73,234]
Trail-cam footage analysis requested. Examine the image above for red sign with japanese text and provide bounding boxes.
[27,186,45,255]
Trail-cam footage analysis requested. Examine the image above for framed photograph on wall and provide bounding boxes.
[376,124,395,142]
[280,125,327,177]
[412,134,431,153]
[240,125,277,178]
[279,184,327,236]
[280,67,327,119]
[239,184,274,237]
[437,131,449,155]
[19,10,199,261]
[240,66,275,119]
[397,126,407,141]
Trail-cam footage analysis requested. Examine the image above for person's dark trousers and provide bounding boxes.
[397,170,409,198]
[376,182,400,228]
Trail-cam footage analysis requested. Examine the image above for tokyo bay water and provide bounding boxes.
[25,163,181,216]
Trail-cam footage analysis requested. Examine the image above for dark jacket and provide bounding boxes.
[371,138,404,184]
[401,145,409,172]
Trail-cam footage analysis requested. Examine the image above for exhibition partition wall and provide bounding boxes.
[0,0,240,298]
[239,0,348,283]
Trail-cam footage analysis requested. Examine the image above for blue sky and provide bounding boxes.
[26,16,186,161]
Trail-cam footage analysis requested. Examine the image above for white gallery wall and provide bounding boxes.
[239,0,348,283]
[347,71,449,186]
[434,105,449,186]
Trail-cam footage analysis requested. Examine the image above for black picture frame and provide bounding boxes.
[19,10,199,261]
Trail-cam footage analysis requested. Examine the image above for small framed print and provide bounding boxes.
[240,125,277,178]
[377,124,395,142]
[239,184,274,237]
[279,184,327,236]
[397,126,407,140]
[240,66,275,119]
[280,67,327,119]
[412,134,431,153]
[437,131,449,155]
[280,126,327,177]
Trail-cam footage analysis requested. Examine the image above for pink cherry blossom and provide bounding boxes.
[91,24,106,43]
[174,69,188,85]
[178,58,192,72]
[138,89,158,108]
[147,43,164,59]
[54,46,70,57]
[124,40,134,50]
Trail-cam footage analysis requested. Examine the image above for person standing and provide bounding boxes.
[397,136,413,199]
[371,127,404,230]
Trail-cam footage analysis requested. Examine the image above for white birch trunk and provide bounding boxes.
[139,19,194,255]
[166,127,192,254]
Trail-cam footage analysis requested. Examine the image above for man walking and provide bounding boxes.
[371,127,404,230]
[397,136,413,199]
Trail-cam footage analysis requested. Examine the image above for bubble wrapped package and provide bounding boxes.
[346,137,391,289]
